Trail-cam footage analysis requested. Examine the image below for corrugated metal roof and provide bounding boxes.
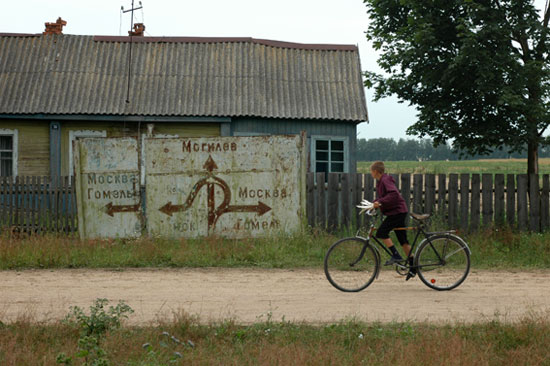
[0,34,368,122]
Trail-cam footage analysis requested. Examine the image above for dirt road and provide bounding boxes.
[1,268,548,324]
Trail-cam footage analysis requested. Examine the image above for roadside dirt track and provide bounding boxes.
[1,268,549,324]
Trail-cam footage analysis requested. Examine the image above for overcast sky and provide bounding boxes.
[1,0,548,141]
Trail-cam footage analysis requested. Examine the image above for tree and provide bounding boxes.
[357,137,397,160]
[364,0,550,174]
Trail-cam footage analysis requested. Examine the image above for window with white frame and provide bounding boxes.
[69,130,107,177]
[311,136,348,174]
[0,129,18,177]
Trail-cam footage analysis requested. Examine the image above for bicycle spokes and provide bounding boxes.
[415,235,470,291]
[324,238,379,292]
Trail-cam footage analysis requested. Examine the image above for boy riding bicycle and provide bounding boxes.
[370,161,416,280]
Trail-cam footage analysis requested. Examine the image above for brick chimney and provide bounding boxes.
[43,17,67,35]
[128,23,145,37]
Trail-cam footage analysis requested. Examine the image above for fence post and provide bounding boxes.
[460,174,469,231]
[506,174,516,228]
[327,173,339,231]
[316,173,325,228]
[517,174,528,231]
[354,173,364,228]
[470,174,480,231]
[391,173,400,191]
[24,176,30,232]
[482,174,493,227]
[494,174,505,226]
[63,176,70,233]
[306,173,315,228]
[56,175,63,233]
[542,175,549,231]
[448,174,458,228]
[425,174,436,214]
[0,177,5,228]
[32,175,38,234]
[341,173,351,229]
[437,174,446,215]
[70,175,78,233]
[40,176,48,234]
[529,174,540,232]
[401,174,411,212]
[413,174,423,213]
[8,177,14,229]
[364,174,374,202]
[49,175,56,232]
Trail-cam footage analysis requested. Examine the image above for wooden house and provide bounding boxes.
[0,31,368,179]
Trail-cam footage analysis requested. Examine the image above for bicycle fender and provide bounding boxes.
[446,233,472,255]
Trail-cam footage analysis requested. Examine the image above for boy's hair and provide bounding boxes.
[370,161,385,174]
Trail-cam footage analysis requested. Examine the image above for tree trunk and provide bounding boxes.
[527,141,539,175]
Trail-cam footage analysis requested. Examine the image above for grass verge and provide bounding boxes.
[0,227,549,270]
[1,311,549,366]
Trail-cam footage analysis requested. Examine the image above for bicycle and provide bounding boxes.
[324,208,471,292]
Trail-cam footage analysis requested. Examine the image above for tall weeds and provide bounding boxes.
[1,311,549,365]
[0,227,549,270]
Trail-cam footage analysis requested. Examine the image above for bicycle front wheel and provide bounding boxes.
[324,238,379,292]
[415,234,470,291]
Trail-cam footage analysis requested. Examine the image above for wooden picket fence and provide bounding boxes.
[0,176,77,234]
[1,173,549,234]
[307,173,550,233]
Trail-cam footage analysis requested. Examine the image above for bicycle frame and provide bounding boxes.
[356,213,465,272]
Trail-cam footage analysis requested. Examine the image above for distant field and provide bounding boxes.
[357,158,550,175]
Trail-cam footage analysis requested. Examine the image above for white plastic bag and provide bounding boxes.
[356,199,374,215]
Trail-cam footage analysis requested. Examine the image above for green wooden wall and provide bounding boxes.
[0,120,220,177]
[0,120,50,176]
[1,116,360,176]
[230,118,359,173]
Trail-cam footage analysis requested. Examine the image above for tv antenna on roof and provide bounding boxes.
[121,0,143,104]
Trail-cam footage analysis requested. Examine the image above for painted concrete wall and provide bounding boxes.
[61,121,220,176]
[74,135,306,239]
[74,137,142,239]
[145,135,306,238]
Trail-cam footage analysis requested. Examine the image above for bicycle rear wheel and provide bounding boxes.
[415,234,470,291]
[324,238,379,292]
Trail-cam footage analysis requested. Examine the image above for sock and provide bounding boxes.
[389,245,399,257]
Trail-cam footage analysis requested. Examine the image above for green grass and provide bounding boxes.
[1,311,549,365]
[357,158,550,175]
[1,227,549,270]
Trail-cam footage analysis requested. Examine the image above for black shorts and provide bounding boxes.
[375,212,409,245]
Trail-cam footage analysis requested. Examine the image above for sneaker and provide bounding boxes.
[405,268,416,281]
[384,254,403,266]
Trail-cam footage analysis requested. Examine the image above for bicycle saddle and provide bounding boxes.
[410,212,430,221]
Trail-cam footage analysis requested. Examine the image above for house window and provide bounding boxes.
[311,136,348,174]
[0,129,18,177]
[69,130,107,177]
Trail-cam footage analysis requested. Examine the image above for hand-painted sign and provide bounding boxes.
[145,135,306,238]
[74,138,142,238]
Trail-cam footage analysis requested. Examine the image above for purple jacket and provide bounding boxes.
[374,174,408,216]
